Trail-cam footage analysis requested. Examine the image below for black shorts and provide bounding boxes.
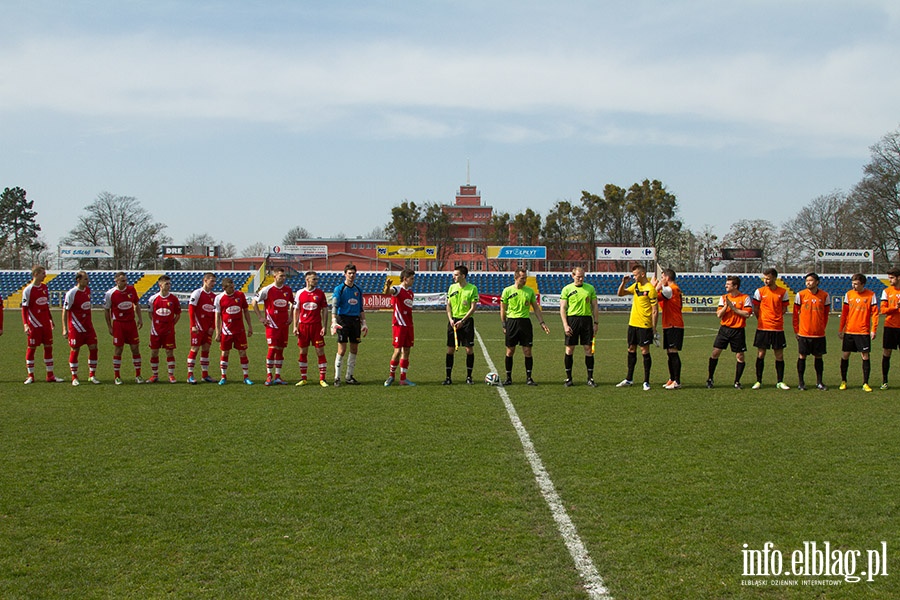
[663,327,684,351]
[797,336,827,357]
[564,315,594,347]
[754,330,787,350]
[883,327,900,350]
[447,318,475,348]
[336,315,362,344]
[627,325,654,348]
[713,326,747,353]
[842,333,871,353]
[505,318,533,348]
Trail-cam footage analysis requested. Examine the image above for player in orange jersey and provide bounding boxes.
[751,268,790,390]
[792,272,830,390]
[707,276,752,389]
[838,273,878,391]
[655,268,684,389]
[879,267,900,389]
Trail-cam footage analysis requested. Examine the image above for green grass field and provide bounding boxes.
[1,310,898,598]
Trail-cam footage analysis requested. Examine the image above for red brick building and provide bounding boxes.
[436,183,494,272]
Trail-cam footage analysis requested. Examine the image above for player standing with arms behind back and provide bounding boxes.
[62,270,101,385]
[105,271,144,384]
[385,268,417,386]
[146,275,182,383]
[792,272,830,391]
[214,277,254,385]
[187,272,217,384]
[293,271,329,387]
[254,267,294,386]
[838,273,878,392]
[22,265,64,384]
[750,268,791,390]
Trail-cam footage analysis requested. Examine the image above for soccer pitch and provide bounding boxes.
[1,310,897,598]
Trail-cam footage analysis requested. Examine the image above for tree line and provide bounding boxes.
[2,126,898,272]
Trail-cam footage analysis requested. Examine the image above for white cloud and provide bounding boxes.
[2,30,898,152]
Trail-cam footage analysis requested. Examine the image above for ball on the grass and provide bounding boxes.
[485,372,500,386]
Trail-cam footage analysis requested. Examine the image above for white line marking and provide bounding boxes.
[475,329,612,600]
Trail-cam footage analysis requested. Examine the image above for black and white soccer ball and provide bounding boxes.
[484,372,500,386]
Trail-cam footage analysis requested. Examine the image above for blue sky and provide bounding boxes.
[2,0,899,254]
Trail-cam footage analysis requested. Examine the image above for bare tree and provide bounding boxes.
[64,192,169,269]
[283,226,312,245]
[242,242,269,257]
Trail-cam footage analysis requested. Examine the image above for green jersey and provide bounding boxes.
[447,282,479,319]
[501,284,536,319]
[560,282,596,316]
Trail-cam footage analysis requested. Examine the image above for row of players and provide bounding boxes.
[4,263,899,390]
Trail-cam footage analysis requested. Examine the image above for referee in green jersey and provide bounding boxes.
[444,265,479,384]
[500,268,550,385]
[559,267,600,387]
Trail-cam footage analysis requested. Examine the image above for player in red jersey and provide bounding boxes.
[838,273,878,392]
[253,267,294,385]
[292,271,329,387]
[214,277,254,385]
[187,272,217,384]
[879,267,900,389]
[146,275,182,383]
[62,270,100,385]
[105,271,144,384]
[384,268,417,386]
[21,265,64,384]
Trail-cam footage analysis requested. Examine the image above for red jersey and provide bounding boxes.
[392,285,414,327]
[215,291,249,335]
[63,286,95,333]
[792,288,830,338]
[189,287,217,332]
[752,285,789,331]
[148,292,182,335]
[256,283,293,329]
[294,288,327,325]
[840,289,878,335]
[658,282,684,329]
[105,285,140,322]
[880,285,900,329]
[21,282,52,328]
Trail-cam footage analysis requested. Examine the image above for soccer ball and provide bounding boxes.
[485,372,500,386]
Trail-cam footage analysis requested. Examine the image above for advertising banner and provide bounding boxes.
[59,246,115,259]
[270,245,328,257]
[815,249,873,262]
[486,246,547,259]
[376,246,436,259]
[596,247,656,260]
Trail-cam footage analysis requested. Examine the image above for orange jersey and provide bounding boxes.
[719,292,752,329]
[792,288,830,337]
[658,282,684,328]
[840,289,878,335]
[752,285,789,331]
[880,285,900,329]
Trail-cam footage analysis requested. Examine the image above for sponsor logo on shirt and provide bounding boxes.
[274,299,288,308]
[118,301,133,310]
[303,301,319,310]
[226,306,243,315]
[404,299,414,308]
[202,303,215,312]
[36,297,49,306]
[155,308,172,317]
[81,301,92,310]
[348,298,358,305]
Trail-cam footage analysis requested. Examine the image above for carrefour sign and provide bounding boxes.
[596,247,656,260]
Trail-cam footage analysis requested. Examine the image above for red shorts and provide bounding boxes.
[26,323,54,347]
[68,328,98,348]
[266,326,289,348]
[190,327,214,348]
[296,322,325,349]
[150,328,177,350]
[392,325,414,349]
[220,330,248,351]
[112,321,141,347]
